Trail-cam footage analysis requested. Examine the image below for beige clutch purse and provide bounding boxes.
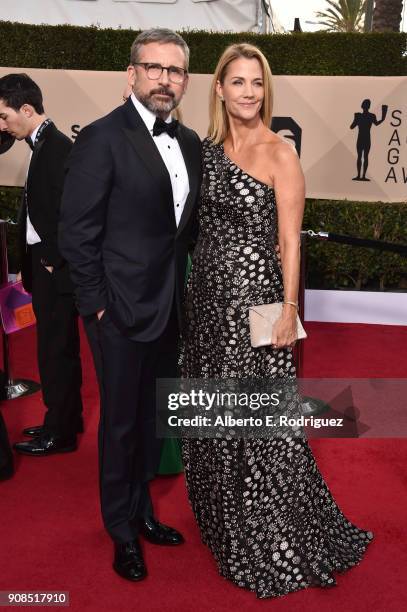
[248,303,307,348]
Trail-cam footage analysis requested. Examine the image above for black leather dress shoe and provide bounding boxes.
[140,517,184,545]
[113,539,147,582]
[22,420,84,437]
[13,433,77,456]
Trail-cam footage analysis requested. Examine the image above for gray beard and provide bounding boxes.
[136,91,178,116]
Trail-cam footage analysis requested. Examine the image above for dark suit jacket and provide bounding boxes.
[20,122,73,294]
[59,99,202,341]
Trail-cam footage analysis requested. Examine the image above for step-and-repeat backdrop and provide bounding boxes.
[0,67,405,202]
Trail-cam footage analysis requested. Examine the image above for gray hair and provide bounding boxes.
[130,28,190,69]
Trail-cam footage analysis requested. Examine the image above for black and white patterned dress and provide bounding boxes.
[180,138,373,599]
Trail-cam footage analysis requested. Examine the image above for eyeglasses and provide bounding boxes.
[133,63,187,84]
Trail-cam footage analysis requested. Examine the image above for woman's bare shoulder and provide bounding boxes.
[258,131,298,164]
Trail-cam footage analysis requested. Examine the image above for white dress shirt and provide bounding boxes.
[26,123,42,245]
[131,93,189,227]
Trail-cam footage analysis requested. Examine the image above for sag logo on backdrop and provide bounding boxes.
[384,104,405,184]
[349,98,405,185]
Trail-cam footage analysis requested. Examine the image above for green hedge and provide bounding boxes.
[0,21,406,75]
[303,201,406,291]
[0,187,21,274]
[1,187,405,290]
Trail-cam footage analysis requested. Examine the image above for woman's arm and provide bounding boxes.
[271,141,305,348]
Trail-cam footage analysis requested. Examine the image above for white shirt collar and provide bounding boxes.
[30,119,48,144]
[130,93,172,133]
[30,124,41,144]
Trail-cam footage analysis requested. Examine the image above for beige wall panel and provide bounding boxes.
[0,68,405,202]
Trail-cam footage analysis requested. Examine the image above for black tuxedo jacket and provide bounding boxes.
[59,99,202,341]
[19,123,73,294]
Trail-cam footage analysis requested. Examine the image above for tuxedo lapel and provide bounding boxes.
[26,125,50,192]
[26,139,44,187]
[176,126,200,237]
[122,101,175,226]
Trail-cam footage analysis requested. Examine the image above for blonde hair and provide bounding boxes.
[208,43,273,144]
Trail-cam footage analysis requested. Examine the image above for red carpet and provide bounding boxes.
[1,322,406,611]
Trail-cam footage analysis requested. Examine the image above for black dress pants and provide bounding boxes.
[0,409,13,480]
[84,305,179,544]
[30,246,83,437]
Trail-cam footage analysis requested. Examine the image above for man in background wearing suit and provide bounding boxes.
[59,29,201,581]
[0,74,83,456]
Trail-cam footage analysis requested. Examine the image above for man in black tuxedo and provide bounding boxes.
[59,29,202,581]
[0,74,83,455]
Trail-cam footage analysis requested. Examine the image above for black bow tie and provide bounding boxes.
[25,137,34,151]
[153,117,179,138]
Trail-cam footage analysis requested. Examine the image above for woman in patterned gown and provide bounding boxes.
[180,44,373,599]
